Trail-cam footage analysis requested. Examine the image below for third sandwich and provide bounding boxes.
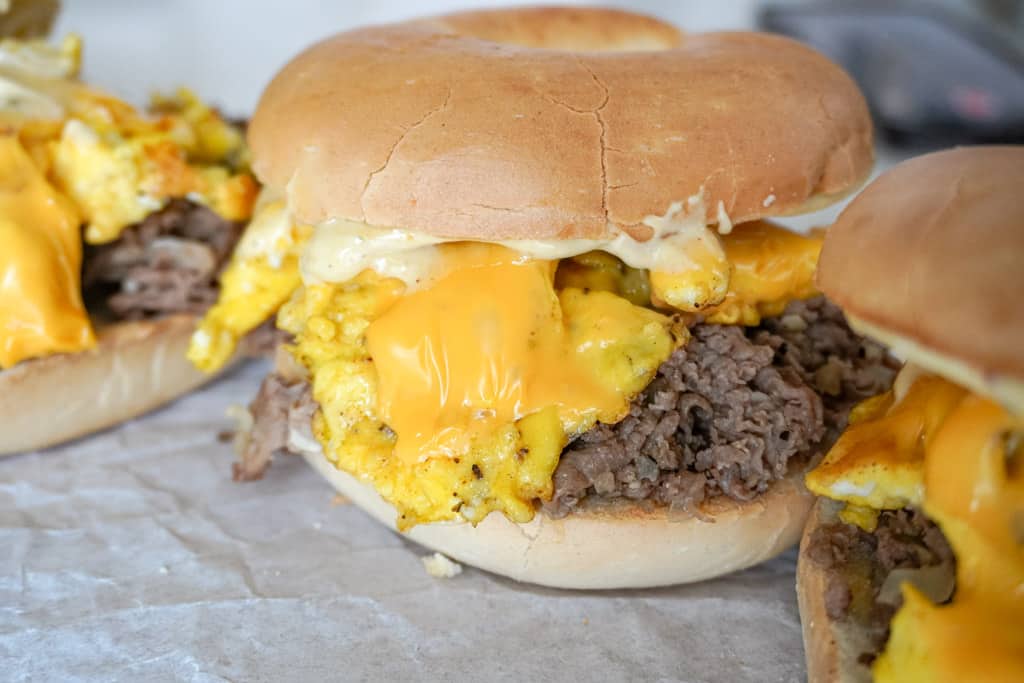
[798,146,1024,681]
[0,31,256,454]
[190,7,896,588]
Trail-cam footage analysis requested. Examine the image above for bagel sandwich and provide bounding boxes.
[190,7,895,589]
[0,31,259,454]
[797,146,1024,681]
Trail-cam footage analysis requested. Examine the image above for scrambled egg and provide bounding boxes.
[277,246,684,528]
[648,227,731,312]
[806,371,1024,681]
[2,36,255,243]
[52,86,255,244]
[0,34,256,368]
[188,198,310,372]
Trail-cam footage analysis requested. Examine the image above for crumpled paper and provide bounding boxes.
[0,360,806,682]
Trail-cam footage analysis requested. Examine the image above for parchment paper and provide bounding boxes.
[0,360,806,682]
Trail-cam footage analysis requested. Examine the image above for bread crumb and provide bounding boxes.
[225,404,254,456]
[422,552,462,579]
[762,193,776,207]
[330,494,350,506]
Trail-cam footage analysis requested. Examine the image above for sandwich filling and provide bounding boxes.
[805,367,1024,681]
[0,35,255,369]
[192,195,896,528]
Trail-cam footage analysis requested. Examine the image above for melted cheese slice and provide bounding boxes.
[876,394,1024,682]
[806,374,968,521]
[367,246,653,465]
[806,374,1024,681]
[279,244,682,527]
[0,135,94,368]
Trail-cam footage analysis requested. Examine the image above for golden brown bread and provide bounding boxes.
[0,316,233,455]
[797,499,874,683]
[426,6,683,51]
[816,146,1024,413]
[249,7,872,240]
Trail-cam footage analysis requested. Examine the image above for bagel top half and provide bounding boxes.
[817,146,1024,414]
[249,7,873,240]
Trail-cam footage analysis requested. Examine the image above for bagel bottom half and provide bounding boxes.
[797,499,877,683]
[0,315,235,455]
[294,431,813,589]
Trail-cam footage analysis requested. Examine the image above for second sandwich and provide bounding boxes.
[191,7,896,588]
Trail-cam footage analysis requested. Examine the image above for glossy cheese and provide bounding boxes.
[368,247,659,465]
[806,375,968,522]
[0,135,94,368]
[876,394,1024,682]
[806,374,1024,681]
[702,221,823,324]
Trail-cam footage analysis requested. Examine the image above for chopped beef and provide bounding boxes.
[233,374,313,482]
[874,509,956,572]
[807,510,955,583]
[752,297,898,440]
[83,199,243,320]
[806,508,956,662]
[545,296,898,517]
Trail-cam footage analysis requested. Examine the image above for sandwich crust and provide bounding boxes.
[816,146,1024,411]
[0,315,232,455]
[797,499,873,683]
[301,443,813,589]
[249,7,872,240]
